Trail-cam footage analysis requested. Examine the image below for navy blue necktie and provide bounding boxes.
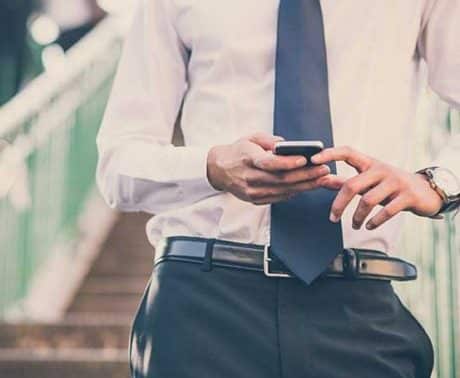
[271,0,343,284]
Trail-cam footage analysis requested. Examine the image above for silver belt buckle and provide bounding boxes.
[263,245,291,278]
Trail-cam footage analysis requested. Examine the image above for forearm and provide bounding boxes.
[96,141,219,213]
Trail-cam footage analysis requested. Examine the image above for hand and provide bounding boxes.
[311,146,444,230]
[207,133,331,205]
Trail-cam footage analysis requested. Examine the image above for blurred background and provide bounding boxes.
[0,1,458,377]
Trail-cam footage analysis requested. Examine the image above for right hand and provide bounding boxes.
[206,133,332,205]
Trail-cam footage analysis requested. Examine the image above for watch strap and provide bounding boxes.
[416,167,460,218]
[439,197,460,214]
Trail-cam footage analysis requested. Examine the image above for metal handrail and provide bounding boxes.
[0,16,125,316]
[0,16,125,148]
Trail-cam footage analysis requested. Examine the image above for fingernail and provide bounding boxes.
[352,222,360,230]
[295,157,307,166]
[329,212,339,223]
[365,222,374,230]
[311,154,321,164]
[274,135,285,141]
[320,166,330,175]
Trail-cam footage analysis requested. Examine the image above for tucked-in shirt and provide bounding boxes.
[96,0,460,255]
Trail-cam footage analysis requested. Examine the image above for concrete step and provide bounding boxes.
[100,212,153,252]
[0,214,154,378]
[0,348,129,378]
[0,322,130,349]
[67,294,141,315]
[89,260,153,276]
[63,313,133,325]
[94,246,154,260]
[78,277,149,296]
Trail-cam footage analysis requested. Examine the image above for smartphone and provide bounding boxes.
[274,140,324,165]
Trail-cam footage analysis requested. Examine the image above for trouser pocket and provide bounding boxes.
[394,294,435,378]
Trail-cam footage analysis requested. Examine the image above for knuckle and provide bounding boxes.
[241,172,251,185]
[401,176,413,189]
[236,141,252,153]
[367,156,379,166]
[273,171,286,183]
[274,189,287,199]
[246,173,262,186]
[380,207,393,219]
[393,172,409,186]
[406,189,418,203]
[390,174,403,185]
[307,179,321,189]
[368,164,380,174]
[306,167,320,180]
[361,162,373,172]
[383,176,397,187]
[242,132,263,142]
[343,181,358,194]
[246,177,258,186]
[360,195,376,208]
[252,131,268,139]
[240,154,252,166]
[227,180,239,193]
[261,188,273,197]
[343,145,354,156]
[244,187,259,200]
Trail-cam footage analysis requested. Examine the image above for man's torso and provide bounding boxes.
[147,0,434,255]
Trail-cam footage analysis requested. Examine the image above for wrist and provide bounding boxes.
[415,173,444,217]
[206,145,225,191]
[416,167,460,218]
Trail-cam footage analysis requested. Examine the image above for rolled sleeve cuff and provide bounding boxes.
[115,142,222,207]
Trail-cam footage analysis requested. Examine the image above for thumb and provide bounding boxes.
[247,132,284,151]
[243,143,276,169]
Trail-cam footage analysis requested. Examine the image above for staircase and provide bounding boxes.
[0,212,153,378]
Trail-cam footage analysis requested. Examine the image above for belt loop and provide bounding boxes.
[201,238,216,272]
[342,248,358,279]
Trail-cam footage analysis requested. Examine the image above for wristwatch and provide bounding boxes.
[416,167,460,218]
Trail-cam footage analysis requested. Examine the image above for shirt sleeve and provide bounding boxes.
[96,0,220,214]
[418,0,460,180]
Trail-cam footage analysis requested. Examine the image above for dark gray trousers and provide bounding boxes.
[130,259,434,378]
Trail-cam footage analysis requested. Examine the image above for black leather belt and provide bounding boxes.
[155,236,417,282]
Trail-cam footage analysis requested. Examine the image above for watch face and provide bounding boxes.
[432,168,460,197]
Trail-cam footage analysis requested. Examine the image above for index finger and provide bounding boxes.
[310,146,372,172]
[254,154,307,172]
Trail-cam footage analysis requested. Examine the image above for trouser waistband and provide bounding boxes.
[155,236,417,282]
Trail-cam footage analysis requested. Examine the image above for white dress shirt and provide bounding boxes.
[96,0,460,256]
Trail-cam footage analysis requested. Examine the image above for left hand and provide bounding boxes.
[311,146,444,230]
